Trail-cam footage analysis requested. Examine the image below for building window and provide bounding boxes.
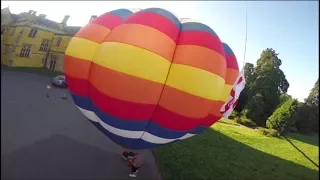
[39,39,50,52]
[3,45,9,54]
[20,44,32,57]
[28,28,37,38]
[56,37,62,47]
[49,55,58,71]
[1,27,7,35]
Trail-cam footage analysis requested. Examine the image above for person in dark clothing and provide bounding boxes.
[128,152,143,178]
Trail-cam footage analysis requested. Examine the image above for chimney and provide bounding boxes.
[61,15,70,24]
[89,15,97,22]
[32,11,37,15]
[28,10,33,14]
[39,14,46,19]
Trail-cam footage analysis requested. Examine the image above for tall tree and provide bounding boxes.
[244,48,290,126]
[294,79,319,134]
[234,63,255,112]
[305,78,319,107]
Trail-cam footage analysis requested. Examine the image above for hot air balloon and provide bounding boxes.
[64,8,241,150]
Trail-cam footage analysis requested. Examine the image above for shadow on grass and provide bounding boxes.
[1,65,63,77]
[0,134,154,180]
[154,128,319,180]
[287,133,319,147]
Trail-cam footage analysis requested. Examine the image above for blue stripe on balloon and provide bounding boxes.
[222,43,235,56]
[141,8,181,30]
[89,120,176,149]
[109,9,134,20]
[70,92,208,139]
[181,22,218,37]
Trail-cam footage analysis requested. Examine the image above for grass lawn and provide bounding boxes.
[154,121,319,180]
[1,64,63,77]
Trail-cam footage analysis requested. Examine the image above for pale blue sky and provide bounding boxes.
[2,1,319,101]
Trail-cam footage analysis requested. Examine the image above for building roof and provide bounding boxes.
[11,13,23,21]
[35,17,61,29]
[3,7,83,36]
[62,26,81,36]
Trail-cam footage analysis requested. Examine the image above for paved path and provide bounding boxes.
[1,70,162,180]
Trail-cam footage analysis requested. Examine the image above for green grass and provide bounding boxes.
[1,64,63,77]
[154,123,319,180]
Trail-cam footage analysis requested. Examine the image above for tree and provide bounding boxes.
[234,63,255,112]
[294,79,319,134]
[244,48,290,125]
[279,94,292,107]
[266,99,298,134]
[305,78,319,107]
[243,93,268,126]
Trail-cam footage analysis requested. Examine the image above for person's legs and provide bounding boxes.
[129,166,139,177]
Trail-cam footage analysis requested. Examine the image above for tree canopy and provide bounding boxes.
[234,48,318,134]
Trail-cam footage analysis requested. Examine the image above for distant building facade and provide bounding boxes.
[1,7,83,72]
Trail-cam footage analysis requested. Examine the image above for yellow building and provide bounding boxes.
[1,7,82,72]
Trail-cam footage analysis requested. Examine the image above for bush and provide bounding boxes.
[234,117,257,128]
[256,128,279,137]
[266,99,298,133]
[228,111,240,120]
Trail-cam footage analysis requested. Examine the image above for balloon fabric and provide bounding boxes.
[64,8,240,149]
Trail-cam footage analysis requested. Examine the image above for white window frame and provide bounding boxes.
[28,28,37,38]
[39,39,50,52]
[20,44,32,58]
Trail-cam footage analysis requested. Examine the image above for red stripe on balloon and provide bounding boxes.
[177,31,224,57]
[65,74,90,97]
[89,84,156,121]
[90,13,124,30]
[125,11,180,42]
[225,54,239,70]
[152,106,221,131]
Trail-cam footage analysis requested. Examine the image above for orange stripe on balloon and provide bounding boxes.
[209,101,226,117]
[225,68,239,85]
[173,45,226,78]
[64,55,91,80]
[75,23,111,43]
[104,24,176,61]
[158,85,225,119]
[89,63,164,105]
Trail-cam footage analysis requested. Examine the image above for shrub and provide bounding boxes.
[266,99,298,133]
[256,127,279,137]
[234,117,257,128]
[228,111,240,120]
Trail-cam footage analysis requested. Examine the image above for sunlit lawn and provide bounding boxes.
[154,121,319,180]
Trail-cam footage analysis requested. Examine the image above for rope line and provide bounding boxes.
[243,0,248,68]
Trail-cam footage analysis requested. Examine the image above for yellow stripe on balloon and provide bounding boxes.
[93,42,171,84]
[65,37,100,61]
[165,64,226,101]
[221,85,233,102]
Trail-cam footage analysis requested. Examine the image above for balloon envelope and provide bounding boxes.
[64,8,235,149]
